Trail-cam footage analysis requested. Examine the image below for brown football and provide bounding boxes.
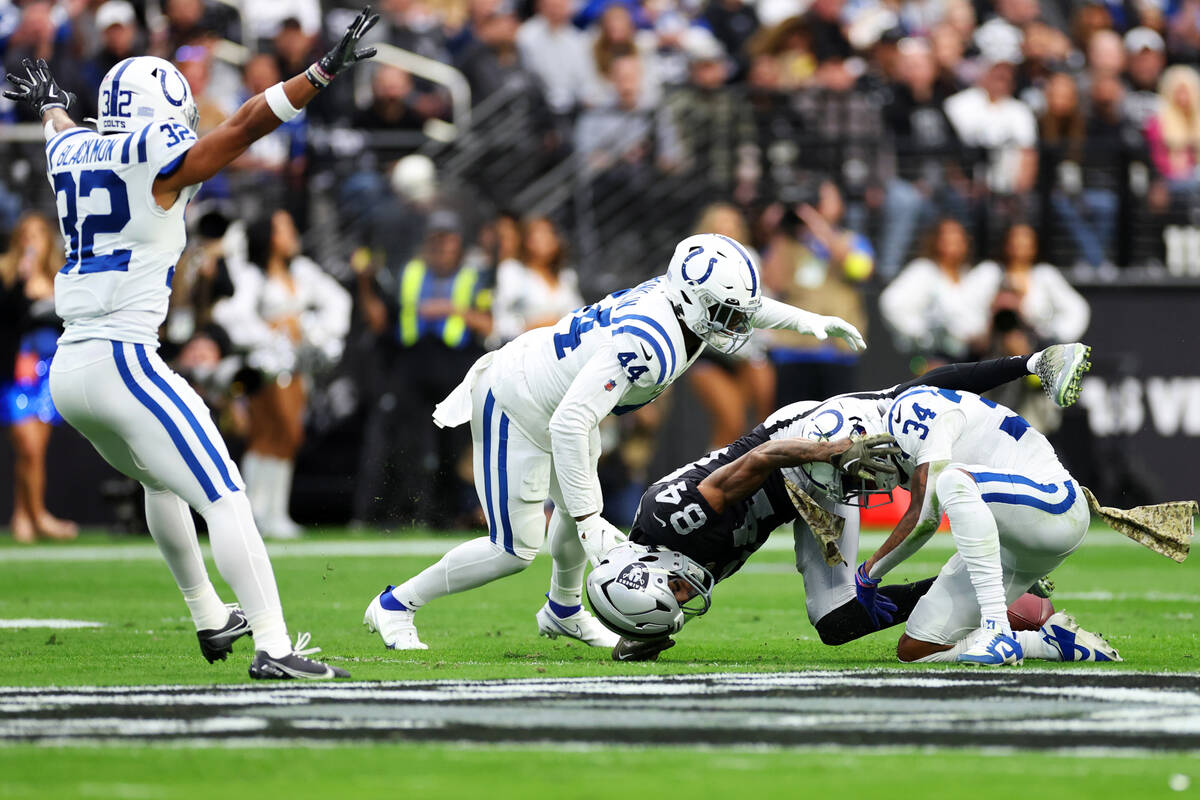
[1007,592,1055,631]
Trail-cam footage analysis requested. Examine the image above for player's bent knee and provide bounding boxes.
[934,467,980,507]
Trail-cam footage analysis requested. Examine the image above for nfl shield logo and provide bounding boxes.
[604,380,617,391]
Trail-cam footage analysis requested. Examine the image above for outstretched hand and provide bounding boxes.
[307,6,381,88]
[822,315,866,351]
[4,58,75,117]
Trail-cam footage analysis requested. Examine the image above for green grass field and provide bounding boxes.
[0,525,1196,797]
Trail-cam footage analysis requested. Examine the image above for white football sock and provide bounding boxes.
[391,537,530,610]
[143,488,228,631]
[1015,629,1061,660]
[547,507,586,608]
[936,468,1011,635]
[200,492,291,658]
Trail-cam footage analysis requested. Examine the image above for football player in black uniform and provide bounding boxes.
[588,343,1091,660]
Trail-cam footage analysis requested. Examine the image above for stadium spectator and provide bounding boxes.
[228,53,308,218]
[687,203,775,448]
[353,65,430,163]
[240,0,321,44]
[703,0,760,80]
[1122,26,1166,129]
[353,211,492,528]
[584,2,662,107]
[455,4,531,104]
[975,223,1091,343]
[378,0,453,65]
[666,32,758,200]
[879,37,970,277]
[944,54,1039,250]
[223,211,351,539]
[0,213,75,543]
[492,216,582,344]
[763,181,873,402]
[4,0,91,120]
[516,0,593,114]
[162,0,238,53]
[1167,0,1200,62]
[175,44,230,134]
[1145,65,1200,197]
[84,1,140,96]
[880,217,993,362]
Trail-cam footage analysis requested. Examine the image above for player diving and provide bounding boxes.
[588,345,1130,664]
[363,232,868,650]
[3,7,383,679]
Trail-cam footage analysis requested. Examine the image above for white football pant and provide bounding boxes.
[904,464,1089,645]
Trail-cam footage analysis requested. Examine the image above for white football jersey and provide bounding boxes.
[491,277,697,449]
[45,120,200,346]
[881,386,1066,483]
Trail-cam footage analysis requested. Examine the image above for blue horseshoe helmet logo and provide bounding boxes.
[159,66,189,107]
[680,248,717,284]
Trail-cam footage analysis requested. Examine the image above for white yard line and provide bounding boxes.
[0,619,105,629]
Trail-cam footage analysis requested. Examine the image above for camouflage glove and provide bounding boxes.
[830,433,901,482]
[306,6,380,88]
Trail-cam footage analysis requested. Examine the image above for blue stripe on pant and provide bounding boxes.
[134,344,239,493]
[497,413,515,555]
[968,470,1078,515]
[111,341,220,503]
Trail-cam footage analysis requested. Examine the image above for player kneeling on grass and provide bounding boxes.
[3,7,381,679]
[858,386,1120,666]
[588,346,1093,661]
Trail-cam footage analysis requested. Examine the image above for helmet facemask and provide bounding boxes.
[683,285,761,355]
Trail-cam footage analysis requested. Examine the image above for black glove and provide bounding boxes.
[4,58,76,117]
[305,6,380,88]
[830,433,901,482]
[612,636,675,662]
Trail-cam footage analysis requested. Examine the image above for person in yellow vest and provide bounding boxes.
[355,210,493,527]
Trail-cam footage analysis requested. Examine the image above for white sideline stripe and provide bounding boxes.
[0,619,105,629]
[0,530,1143,564]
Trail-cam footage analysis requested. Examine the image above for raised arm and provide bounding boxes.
[4,58,79,138]
[154,7,379,204]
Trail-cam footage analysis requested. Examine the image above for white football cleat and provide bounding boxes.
[1034,343,1091,408]
[363,586,427,650]
[536,601,620,648]
[957,627,1024,666]
[1040,611,1122,662]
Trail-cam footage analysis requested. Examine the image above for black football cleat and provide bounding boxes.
[612,636,675,662]
[197,606,252,663]
[248,633,350,680]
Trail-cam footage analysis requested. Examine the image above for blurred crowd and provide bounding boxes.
[1,0,1194,534]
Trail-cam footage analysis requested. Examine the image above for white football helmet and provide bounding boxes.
[97,56,198,135]
[796,397,901,508]
[586,543,715,641]
[664,233,762,355]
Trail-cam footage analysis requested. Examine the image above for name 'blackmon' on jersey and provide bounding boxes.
[45,119,198,346]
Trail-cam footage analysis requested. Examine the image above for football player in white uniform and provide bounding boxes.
[588,345,1092,659]
[858,385,1120,665]
[4,8,380,679]
[363,232,867,650]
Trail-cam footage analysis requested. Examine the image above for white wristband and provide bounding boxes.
[265,82,302,122]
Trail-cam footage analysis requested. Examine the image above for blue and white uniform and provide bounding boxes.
[44,118,244,512]
[879,386,1090,644]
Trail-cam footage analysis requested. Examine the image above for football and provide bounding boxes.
[1007,592,1056,631]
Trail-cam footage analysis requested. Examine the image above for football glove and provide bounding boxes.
[854,562,898,628]
[306,6,380,88]
[613,636,675,662]
[830,434,901,482]
[577,514,628,567]
[820,315,866,352]
[4,58,76,117]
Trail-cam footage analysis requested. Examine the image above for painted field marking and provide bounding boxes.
[0,619,105,629]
